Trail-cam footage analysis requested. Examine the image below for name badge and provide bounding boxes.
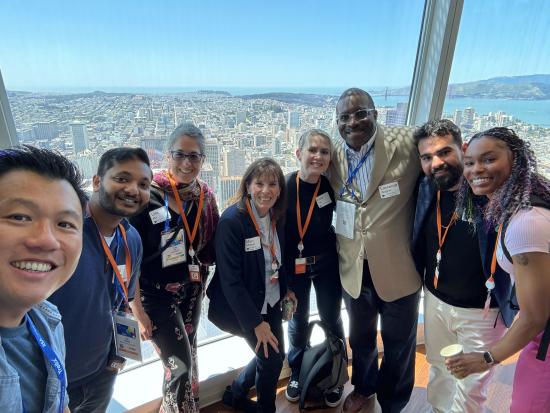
[378,181,400,199]
[117,264,127,283]
[149,207,171,224]
[161,228,186,268]
[245,236,261,252]
[295,258,306,275]
[316,192,332,208]
[335,200,355,240]
[113,312,142,362]
[188,264,201,283]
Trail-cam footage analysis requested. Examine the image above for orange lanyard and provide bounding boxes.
[434,190,458,289]
[482,224,502,317]
[245,197,278,269]
[96,221,131,304]
[167,172,204,261]
[296,173,321,257]
[488,224,503,286]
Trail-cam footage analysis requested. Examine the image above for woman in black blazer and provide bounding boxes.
[207,158,297,413]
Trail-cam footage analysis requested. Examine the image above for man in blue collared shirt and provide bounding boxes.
[329,89,421,413]
[0,146,87,413]
[49,148,152,412]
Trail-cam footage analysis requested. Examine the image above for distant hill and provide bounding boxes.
[240,92,338,107]
[387,74,550,100]
[447,74,550,100]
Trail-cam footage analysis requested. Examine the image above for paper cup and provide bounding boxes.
[440,344,463,358]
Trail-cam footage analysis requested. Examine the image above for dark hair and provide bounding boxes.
[455,127,550,226]
[413,119,462,147]
[0,145,87,210]
[232,158,287,222]
[97,147,151,178]
[166,122,206,154]
[337,88,376,111]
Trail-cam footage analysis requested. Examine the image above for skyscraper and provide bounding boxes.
[205,138,220,174]
[32,121,59,140]
[220,176,241,209]
[224,148,246,177]
[70,122,89,155]
[288,111,300,129]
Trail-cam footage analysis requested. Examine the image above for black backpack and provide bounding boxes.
[297,320,349,411]
[500,196,550,361]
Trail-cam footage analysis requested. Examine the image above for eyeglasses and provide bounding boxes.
[337,108,376,124]
[169,151,205,163]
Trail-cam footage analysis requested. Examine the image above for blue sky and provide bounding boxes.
[0,0,549,91]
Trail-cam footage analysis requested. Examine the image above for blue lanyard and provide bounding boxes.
[163,193,184,233]
[24,314,65,413]
[339,143,375,199]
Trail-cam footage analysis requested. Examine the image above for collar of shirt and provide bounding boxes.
[344,124,377,160]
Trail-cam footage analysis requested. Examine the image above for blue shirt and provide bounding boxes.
[48,215,142,386]
[0,301,69,413]
[344,126,377,201]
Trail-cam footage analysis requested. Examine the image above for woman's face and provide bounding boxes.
[463,136,513,197]
[246,173,281,217]
[168,135,204,184]
[296,134,331,178]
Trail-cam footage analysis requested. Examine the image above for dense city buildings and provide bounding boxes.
[8,90,550,185]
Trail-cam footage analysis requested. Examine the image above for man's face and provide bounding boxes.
[0,171,83,312]
[337,93,378,151]
[93,159,152,217]
[418,134,463,191]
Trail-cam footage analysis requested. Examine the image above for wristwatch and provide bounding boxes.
[483,351,498,365]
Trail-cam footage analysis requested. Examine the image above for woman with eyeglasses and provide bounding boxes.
[449,127,550,412]
[207,158,297,413]
[131,123,219,413]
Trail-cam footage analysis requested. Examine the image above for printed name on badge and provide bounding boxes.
[149,207,171,224]
[113,312,142,362]
[316,192,332,208]
[117,264,127,283]
[335,200,355,240]
[245,236,261,252]
[378,181,400,199]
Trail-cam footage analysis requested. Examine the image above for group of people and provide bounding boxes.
[0,87,548,413]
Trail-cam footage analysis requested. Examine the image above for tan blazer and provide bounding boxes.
[329,125,421,301]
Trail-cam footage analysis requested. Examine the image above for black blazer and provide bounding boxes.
[207,203,287,335]
[411,177,516,327]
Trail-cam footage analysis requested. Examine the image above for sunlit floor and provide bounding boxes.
[123,344,518,413]
[200,345,518,413]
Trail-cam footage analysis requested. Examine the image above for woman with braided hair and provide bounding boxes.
[447,127,550,412]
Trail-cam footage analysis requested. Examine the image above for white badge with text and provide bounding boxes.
[378,181,400,199]
[117,264,128,283]
[316,192,332,208]
[161,228,186,267]
[149,206,171,224]
[335,200,355,240]
[113,312,142,362]
[245,236,261,252]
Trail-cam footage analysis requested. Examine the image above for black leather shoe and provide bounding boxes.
[222,385,258,413]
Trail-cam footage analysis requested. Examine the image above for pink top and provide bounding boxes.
[496,206,550,280]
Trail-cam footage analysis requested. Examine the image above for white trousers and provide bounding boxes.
[424,288,507,413]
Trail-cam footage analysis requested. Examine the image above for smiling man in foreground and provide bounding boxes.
[49,147,152,412]
[0,146,87,413]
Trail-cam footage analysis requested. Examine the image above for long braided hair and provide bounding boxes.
[455,127,550,227]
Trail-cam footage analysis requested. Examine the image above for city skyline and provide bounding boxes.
[2,0,549,90]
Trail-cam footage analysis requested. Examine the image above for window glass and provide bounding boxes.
[0,0,425,353]
[443,0,550,176]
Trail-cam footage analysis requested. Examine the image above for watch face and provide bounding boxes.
[483,351,494,364]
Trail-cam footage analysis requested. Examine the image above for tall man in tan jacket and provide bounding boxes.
[329,88,421,413]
